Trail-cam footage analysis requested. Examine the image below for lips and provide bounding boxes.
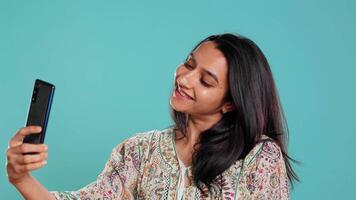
[175,84,194,100]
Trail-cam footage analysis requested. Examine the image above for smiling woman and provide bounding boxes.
[7,33,298,200]
[170,34,299,199]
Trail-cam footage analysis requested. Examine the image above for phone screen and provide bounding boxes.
[23,79,55,144]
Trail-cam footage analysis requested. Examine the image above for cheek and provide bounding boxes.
[198,88,225,104]
[200,89,211,96]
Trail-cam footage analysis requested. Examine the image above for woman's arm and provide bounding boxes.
[11,175,55,200]
[50,132,149,200]
[6,126,55,200]
[8,126,149,199]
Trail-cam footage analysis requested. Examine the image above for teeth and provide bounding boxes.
[178,85,191,99]
[177,84,189,98]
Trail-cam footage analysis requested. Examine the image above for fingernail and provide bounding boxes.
[44,145,48,150]
[43,160,47,165]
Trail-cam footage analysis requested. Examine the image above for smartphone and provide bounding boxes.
[23,79,55,144]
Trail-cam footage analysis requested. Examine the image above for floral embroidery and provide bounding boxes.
[51,127,290,199]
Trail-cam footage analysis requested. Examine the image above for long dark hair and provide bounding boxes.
[170,33,299,191]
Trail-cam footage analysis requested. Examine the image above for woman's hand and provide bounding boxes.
[6,126,48,185]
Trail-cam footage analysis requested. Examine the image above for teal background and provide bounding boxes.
[1,0,355,199]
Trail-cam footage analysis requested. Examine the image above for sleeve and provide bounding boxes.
[243,141,290,200]
[50,134,146,200]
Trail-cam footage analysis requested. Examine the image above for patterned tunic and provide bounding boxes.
[51,126,289,199]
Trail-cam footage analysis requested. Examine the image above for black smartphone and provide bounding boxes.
[23,79,55,144]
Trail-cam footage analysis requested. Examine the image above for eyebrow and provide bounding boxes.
[189,53,219,84]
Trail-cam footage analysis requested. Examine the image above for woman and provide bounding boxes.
[6,33,298,199]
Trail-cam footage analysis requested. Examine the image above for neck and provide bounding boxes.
[178,112,223,148]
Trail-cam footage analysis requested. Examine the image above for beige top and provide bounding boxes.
[51,126,290,199]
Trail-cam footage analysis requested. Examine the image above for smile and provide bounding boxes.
[174,84,194,100]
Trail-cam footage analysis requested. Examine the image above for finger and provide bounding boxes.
[15,152,48,165]
[11,143,48,155]
[14,161,47,173]
[9,126,42,147]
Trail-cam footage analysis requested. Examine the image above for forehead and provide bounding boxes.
[191,41,228,81]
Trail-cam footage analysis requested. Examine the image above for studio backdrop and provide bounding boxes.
[1,0,355,199]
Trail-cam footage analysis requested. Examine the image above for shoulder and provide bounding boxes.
[242,136,287,186]
[260,139,283,161]
[244,135,284,168]
[124,126,173,145]
[111,126,173,156]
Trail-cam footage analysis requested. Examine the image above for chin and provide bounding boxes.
[169,98,192,114]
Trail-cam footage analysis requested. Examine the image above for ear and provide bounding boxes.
[221,102,236,113]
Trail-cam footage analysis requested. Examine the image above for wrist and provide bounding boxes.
[9,174,32,187]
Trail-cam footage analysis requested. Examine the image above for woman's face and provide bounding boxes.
[170,41,231,116]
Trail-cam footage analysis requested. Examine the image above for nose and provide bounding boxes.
[176,70,196,89]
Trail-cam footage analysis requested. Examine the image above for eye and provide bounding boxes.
[183,62,194,69]
[200,79,212,87]
[183,55,195,69]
